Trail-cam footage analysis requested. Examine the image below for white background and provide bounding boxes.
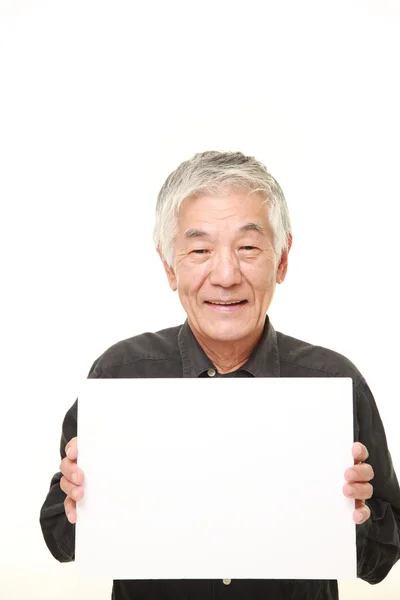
[0,0,399,598]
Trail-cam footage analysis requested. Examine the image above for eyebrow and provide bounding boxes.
[183,222,266,239]
[239,222,266,235]
[183,228,211,239]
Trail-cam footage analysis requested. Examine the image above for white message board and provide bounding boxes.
[76,377,356,580]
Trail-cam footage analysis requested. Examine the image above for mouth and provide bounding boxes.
[205,300,247,306]
[204,299,248,312]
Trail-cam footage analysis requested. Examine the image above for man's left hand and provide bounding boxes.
[343,443,374,524]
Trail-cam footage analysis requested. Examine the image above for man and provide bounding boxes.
[40,151,400,599]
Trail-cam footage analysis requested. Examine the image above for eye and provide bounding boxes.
[241,246,257,251]
[192,249,209,254]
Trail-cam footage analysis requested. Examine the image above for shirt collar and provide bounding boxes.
[178,316,280,378]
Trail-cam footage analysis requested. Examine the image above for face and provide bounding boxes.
[159,191,291,344]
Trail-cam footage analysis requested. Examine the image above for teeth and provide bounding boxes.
[209,301,241,305]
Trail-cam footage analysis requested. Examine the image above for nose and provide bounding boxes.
[208,249,242,288]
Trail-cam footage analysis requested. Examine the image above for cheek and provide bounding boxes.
[176,263,209,294]
[243,260,276,294]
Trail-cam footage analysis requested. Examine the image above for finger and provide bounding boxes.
[64,497,77,524]
[65,437,78,461]
[60,458,85,486]
[353,500,371,524]
[345,463,374,483]
[60,475,84,502]
[343,482,373,500]
[352,442,369,463]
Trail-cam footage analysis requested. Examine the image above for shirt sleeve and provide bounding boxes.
[39,359,99,562]
[355,377,400,583]
[39,400,78,561]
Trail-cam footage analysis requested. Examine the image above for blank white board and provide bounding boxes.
[76,377,356,580]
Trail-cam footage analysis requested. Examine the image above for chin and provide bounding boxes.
[200,322,251,343]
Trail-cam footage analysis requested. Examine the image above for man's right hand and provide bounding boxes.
[60,437,84,524]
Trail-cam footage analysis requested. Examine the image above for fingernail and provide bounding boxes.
[70,472,77,484]
[72,488,79,500]
[66,513,72,523]
[357,445,363,455]
[356,511,364,522]
[66,447,71,458]
[348,485,355,496]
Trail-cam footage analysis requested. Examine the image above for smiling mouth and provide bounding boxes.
[205,300,247,306]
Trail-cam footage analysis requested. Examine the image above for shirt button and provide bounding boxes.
[207,368,216,377]
[222,579,231,585]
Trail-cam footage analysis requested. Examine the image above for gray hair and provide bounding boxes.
[153,150,292,266]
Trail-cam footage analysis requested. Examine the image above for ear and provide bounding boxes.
[157,248,177,291]
[276,234,293,284]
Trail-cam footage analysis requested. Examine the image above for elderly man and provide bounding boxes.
[40,151,400,600]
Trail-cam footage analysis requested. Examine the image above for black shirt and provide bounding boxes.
[40,317,400,600]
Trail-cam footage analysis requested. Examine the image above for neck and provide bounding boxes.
[190,324,264,374]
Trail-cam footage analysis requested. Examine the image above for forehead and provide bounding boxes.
[177,191,269,226]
